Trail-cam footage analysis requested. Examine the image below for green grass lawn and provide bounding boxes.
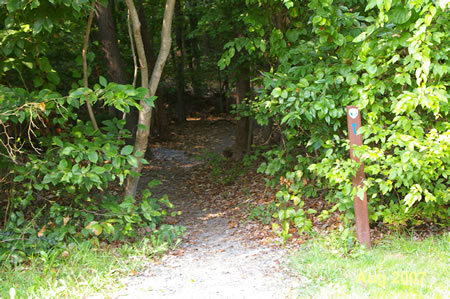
[290,232,450,298]
[0,238,169,299]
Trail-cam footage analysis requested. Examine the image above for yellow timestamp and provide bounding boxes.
[357,271,426,288]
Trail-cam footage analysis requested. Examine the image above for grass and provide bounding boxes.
[290,232,450,298]
[0,238,170,299]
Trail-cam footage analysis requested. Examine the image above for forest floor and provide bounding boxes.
[110,117,304,298]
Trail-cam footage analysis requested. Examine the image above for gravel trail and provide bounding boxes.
[113,121,302,298]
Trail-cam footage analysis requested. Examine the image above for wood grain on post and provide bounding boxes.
[346,106,371,248]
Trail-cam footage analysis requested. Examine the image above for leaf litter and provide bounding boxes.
[107,118,304,298]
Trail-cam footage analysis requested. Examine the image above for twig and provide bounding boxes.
[82,2,99,131]
[128,10,139,88]
[122,9,140,122]
[0,98,69,162]
[28,106,42,154]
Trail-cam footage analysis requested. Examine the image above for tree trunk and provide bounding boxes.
[124,0,176,199]
[187,0,202,98]
[95,0,129,119]
[233,66,251,160]
[174,0,186,123]
[95,0,128,85]
[138,0,156,72]
[83,4,99,131]
[139,0,172,137]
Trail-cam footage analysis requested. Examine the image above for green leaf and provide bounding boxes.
[53,137,64,147]
[286,29,299,43]
[346,74,358,85]
[6,0,20,12]
[137,124,147,131]
[58,159,69,169]
[366,64,378,76]
[5,15,14,28]
[384,0,392,11]
[388,7,412,24]
[14,175,24,182]
[127,155,138,167]
[99,76,107,87]
[298,78,309,87]
[61,146,74,155]
[144,96,157,107]
[93,166,106,174]
[86,221,103,236]
[22,61,33,69]
[353,32,367,43]
[272,87,282,98]
[88,151,98,163]
[283,0,294,9]
[33,18,45,34]
[33,77,43,88]
[121,145,134,155]
[366,0,380,11]
[42,174,53,184]
[38,57,51,72]
[112,158,121,169]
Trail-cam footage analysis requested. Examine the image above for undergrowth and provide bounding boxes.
[0,236,182,298]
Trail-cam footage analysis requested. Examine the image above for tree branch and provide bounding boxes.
[124,0,175,198]
[82,2,99,131]
[127,11,139,88]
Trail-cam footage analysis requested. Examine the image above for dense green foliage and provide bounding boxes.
[1,0,448,265]
[218,0,449,237]
[0,82,183,264]
[0,0,186,264]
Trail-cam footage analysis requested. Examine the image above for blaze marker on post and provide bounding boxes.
[346,106,371,248]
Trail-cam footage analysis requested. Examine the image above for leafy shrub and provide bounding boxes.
[0,82,183,264]
[247,202,278,225]
[222,0,449,239]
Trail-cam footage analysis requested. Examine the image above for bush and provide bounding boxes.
[237,0,449,238]
[0,83,183,264]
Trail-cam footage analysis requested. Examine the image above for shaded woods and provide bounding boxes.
[0,0,448,274]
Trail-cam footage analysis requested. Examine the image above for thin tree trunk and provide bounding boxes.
[187,0,202,98]
[83,4,99,131]
[124,0,175,199]
[95,0,128,119]
[95,0,128,85]
[138,0,156,72]
[174,0,186,123]
[139,0,168,137]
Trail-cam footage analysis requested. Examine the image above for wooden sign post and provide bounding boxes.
[346,106,371,248]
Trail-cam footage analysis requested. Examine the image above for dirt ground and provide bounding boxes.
[110,118,304,298]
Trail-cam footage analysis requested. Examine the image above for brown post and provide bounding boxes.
[346,106,371,248]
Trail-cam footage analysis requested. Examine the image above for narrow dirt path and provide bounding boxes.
[114,119,302,298]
